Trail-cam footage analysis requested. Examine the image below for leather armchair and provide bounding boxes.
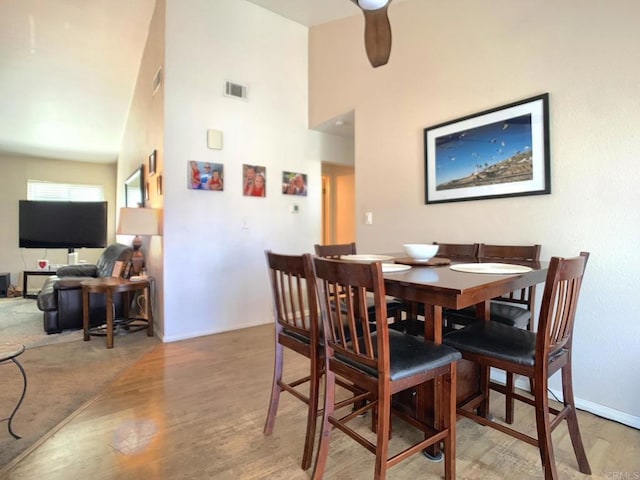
[37,243,133,333]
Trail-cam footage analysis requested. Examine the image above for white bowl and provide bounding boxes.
[402,244,439,261]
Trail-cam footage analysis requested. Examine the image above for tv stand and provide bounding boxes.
[22,270,57,299]
[67,251,79,265]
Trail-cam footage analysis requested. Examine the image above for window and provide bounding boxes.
[27,180,104,201]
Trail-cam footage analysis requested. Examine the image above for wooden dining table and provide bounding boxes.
[381,256,548,456]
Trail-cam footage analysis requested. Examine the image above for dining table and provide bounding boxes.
[380,254,548,457]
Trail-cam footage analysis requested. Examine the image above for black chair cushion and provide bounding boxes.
[443,321,536,367]
[339,330,461,381]
[444,301,531,329]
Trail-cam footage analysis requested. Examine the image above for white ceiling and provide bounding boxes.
[0,0,399,163]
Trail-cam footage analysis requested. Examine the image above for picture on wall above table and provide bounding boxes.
[282,171,307,196]
[424,93,550,204]
[243,164,266,197]
[188,161,224,191]
[148,149,157,176]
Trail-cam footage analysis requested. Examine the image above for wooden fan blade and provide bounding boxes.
[362,6,392,67]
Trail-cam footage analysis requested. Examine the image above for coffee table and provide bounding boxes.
[0,343,27,439]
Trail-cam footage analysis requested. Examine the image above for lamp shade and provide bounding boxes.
[117,208,159,236]
[358,0,389,10]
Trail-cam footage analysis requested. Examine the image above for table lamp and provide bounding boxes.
[116,208,159,275]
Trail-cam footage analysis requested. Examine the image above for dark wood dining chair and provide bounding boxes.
[263,251,365,470]
[433,241,479,260]
[311,257,461,480]
[314,243,404,323]
[443,252,592,480]
[444,243,541,423]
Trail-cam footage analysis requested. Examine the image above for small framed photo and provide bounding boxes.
[157,174,163,196]
[242,164,266,197]
[188,161,224,191]
[148,150,157,176]
[424,93,550,204]
[112,260,124,278]
[282,171,307,196]
[145,182,150,201]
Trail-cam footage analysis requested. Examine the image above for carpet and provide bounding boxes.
[0,298,83,348]
[0,299,160,468]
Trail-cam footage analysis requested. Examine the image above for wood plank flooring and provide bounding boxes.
[1,324,638,479]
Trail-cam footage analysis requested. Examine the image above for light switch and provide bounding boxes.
[365,211,373,224]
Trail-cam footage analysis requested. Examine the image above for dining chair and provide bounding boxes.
[263,251,363,470]
[443,252,591,480]
[444,243,541,423]
[433,241,479,260]
[314,243,404,323]
[311,257,461,480]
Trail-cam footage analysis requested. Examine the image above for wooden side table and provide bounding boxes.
[81,278,153,349]
[0,343,27,439]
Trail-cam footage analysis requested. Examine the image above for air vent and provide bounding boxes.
[224,81,247,100]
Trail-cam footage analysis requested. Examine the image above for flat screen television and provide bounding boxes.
[19,200,108,251]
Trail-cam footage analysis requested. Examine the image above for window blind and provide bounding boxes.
[27,180,104,201]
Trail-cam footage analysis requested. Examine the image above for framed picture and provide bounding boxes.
[282,171,307,196]
[424,93,550,204]
[242,164,266,197]
[187,161,224,191]
[148,150,157,176]
[157,174,163,196]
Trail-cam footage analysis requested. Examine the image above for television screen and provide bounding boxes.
[19,201,108,250]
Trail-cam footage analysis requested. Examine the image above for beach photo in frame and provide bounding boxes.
[187,161,224,191]
[424,93,550,204]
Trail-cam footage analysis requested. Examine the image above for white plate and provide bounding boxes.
[340,254,394,263]
[449,263,533,274]
[382,264,411,273]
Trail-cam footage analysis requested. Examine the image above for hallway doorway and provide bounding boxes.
[321,163,355,245]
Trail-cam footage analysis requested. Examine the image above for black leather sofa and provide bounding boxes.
[37,243,133,334]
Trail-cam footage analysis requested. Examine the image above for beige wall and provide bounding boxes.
[117,0,165,333]
[0,153,116,288]
[322,163,355,244]
[309,0,640,425]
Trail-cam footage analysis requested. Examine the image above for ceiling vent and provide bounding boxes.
[224,81,247,100]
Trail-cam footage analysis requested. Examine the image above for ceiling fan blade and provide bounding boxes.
[350,0,392,67]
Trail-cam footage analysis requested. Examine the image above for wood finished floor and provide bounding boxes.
[1,324,638,479]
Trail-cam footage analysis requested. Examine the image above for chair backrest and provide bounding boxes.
[314,243,357,259]
[313,257,388,376]
[265,251,318,343]
[536,252,589,361]
[478,243,541,310]
[433,242,479,260]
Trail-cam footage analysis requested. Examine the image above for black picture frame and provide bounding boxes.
[424,93,550,204]
[148,150,157,177]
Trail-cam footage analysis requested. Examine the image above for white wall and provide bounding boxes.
[309,0,640,425]
[162,0,322,340]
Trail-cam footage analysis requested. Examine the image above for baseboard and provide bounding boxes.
[160,319,271,343]
[490,370,640,429]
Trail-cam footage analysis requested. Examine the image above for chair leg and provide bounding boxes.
[312,370,336,480]
[443,364,457,480]
[533,375,559,480]
[505,372,515,424]
[301,353,322,470]
[561,362,592,474]
[263,341,283,435]
[374,385,391,480]
[478,365,491,418]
